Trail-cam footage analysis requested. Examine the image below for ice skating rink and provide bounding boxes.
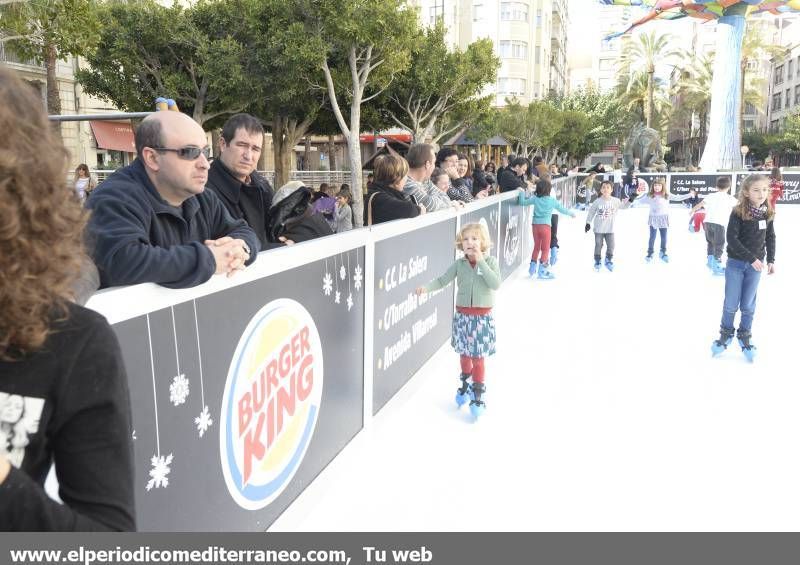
[270,204,800,532]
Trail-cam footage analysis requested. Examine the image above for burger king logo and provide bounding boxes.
[220,299,324,510]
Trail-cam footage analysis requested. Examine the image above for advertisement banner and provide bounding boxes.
[111,250,366,531]
[372,219,457,414]
[499,197,525,280]
[671,174,731,196]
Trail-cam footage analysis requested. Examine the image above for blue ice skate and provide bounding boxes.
[645,252,653,263]
[537,265,555,279]
[528,261,538,277]
[549,246,559,266]
[711,328,735,357]
[710,258,725,276]
[469,383,486,421]
[604,258,614,272]
[593,260,601,272]
[455,373,471,407]
[659,251,669,263]
[706,255,714,270]
[738,332,757,363]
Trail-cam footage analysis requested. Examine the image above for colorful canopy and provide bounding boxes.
[600,1,800,37]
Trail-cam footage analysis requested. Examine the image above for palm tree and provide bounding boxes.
[620,31,680,129]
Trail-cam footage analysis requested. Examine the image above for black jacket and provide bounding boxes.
[364,181,421,225]
[206,160,274,251]
[266,186,333,243]
[726,210,776,264]
[0,303,134,531]
[498,168,526,193]
[86,159,259,289]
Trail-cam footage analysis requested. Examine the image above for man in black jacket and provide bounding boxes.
[86,111,259,289]
[498,157,531,192]
[206,114,283,250]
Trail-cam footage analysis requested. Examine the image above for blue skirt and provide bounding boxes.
[451,311,496,357]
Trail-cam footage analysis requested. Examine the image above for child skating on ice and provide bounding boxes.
[631,177,691,263]
[416,223,500,420]
[518,179,576,279]
[690,176,737,275]
[711,174,775,362]
[584,180,640,271]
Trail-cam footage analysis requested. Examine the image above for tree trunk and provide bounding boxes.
[699,12,746,170]
[211,129,222,159]
[646,68,654,129]
[272,114,312,189]
[328,134,337,170]
[44,42,61,116]
[740,59,747,163]
[303,137,311,171]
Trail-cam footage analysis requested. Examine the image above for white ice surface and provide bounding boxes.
[270,204,800,532]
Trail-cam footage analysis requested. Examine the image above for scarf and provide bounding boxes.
[747,202,767,220]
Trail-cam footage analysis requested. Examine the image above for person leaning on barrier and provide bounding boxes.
[403,143,457,213]
[498,157,531,193]
[206,113,284,251]
[365,154,425,226]
[86,111,259,289]
[265,181,334,243]
[0,66,135,531]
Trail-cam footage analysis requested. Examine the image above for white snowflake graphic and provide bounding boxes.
[132,430,137,441]
[146,453,173,491]
[339,264,347,280]
[194,405,213,438]
[354,265,363,290]
[347,293,353,311]
[322,272,333,296]
[335,290,341,304]
[169,374,189,406]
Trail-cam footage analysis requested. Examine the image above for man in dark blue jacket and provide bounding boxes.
[86,111,259,289]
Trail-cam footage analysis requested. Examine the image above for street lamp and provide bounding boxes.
[740,145,749,170]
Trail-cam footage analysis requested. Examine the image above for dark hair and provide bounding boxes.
[533,156,543,165]
[435,147,458,166]
[340,183,350,192]
[407,143,435,169]
[510,157,528,168]
[134,119,163,158]
[319,183,329,193]
[535,179,552,197]
[716,176,731,190]
[337,188,352,203]
[221,113,264,143]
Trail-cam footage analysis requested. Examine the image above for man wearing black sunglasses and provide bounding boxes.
[86,111,260,289]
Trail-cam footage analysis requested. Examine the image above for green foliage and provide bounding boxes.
[1,0,99,61]
[380,22,499,144]
[76,0,254,125]
[547,87,627,159]
[493,99,563,157]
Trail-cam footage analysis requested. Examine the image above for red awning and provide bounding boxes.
[90,120,136,153]
[359,133,412,143]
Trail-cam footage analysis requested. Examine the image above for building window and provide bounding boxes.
[535,46,540,64]
[788,59,794,79]
[500,2,528,22]
[743,120,755,132]
[498,40,528,59]
[744,102,757,114]
[497,77,527,95]
[773,93,782,111]
[599,58,614,71]
[536,9,542,27]
[473,3,483,21]
[429,1,444,25]
[787,88,792,108]
[775,64,784,85]
[795,84,800,105]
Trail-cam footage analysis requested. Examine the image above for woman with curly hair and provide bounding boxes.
[0,66,135,531]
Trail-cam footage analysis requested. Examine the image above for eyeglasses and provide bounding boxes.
[153,146,211,161]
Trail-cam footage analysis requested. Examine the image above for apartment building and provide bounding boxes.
[411,0,570,105]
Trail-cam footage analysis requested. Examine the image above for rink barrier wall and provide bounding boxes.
[84,178,571,531]
[582,171,800,204]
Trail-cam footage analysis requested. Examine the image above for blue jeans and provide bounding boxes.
[647,227,667,254]
[720,258,761,332]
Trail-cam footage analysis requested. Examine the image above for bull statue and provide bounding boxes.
[623,123,667,172]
